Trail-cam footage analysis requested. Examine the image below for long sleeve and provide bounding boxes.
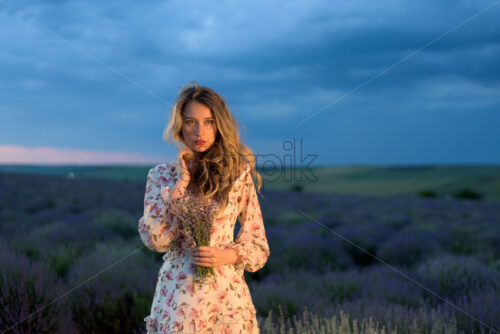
[227,167,270,273]
[138,165,179,253]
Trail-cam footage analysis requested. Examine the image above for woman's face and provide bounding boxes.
[181,101,218,153]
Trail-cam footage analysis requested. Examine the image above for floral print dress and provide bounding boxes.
[138,157,270,333]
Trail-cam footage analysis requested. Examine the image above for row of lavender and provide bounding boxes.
[0,171,499,333]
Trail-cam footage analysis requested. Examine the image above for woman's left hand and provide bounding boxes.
[191,246,234,268]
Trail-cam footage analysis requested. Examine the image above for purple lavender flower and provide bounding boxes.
[169,191,220,289]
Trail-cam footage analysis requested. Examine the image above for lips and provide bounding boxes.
[195,140,207,145]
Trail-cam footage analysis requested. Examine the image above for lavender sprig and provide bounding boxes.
[169,190,219,291]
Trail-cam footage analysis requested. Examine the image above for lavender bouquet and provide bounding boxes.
[170,190,219,291]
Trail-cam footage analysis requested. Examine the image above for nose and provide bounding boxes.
[193,123,206,136]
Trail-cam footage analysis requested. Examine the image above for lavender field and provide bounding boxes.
[0,170,499,334]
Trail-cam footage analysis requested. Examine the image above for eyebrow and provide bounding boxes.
[183,116,215,120]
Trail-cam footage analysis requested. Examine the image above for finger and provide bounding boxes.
[192,253,212,261]
[196,250,212,256]
[196,252,211,258]
[202,259,214,267]
[195,254,213,261]
[193,255,213,263]
[193,259,212,267]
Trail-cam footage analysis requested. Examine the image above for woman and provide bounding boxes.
[138,81,270,333]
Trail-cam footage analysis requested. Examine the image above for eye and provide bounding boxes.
[205,120,214,125]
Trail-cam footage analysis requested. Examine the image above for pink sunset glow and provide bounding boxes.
[0,145,168,165]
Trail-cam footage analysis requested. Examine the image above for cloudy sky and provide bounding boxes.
[1,0,499,166]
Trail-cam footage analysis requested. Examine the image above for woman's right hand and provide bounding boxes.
[178,149,192,182]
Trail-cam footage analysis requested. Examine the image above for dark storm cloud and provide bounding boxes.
[1,0,499,164]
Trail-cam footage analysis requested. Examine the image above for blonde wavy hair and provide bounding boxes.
[163,81,263,212]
